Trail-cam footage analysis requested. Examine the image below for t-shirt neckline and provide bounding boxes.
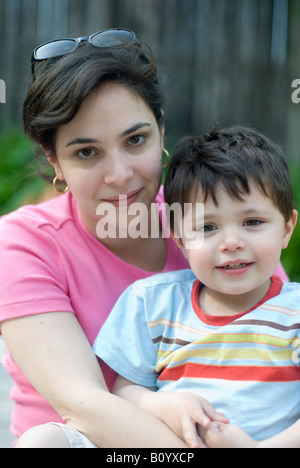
[191,275,283,326]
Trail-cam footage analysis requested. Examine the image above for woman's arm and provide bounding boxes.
[257,420,300,448]
[1,312,187,448]
[114,375,228,448]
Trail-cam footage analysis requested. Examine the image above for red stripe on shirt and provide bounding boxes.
[158,362,300,382]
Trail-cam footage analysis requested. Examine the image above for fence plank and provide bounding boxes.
[0,0,299,159]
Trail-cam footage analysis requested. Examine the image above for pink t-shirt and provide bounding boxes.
[0,188,190,439]
[0,188,288,440]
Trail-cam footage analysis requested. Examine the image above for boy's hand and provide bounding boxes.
[157,392,229,448]
[113,377,228,448]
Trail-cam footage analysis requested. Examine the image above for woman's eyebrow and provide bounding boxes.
[65,123,151,147]
[66,137,99,147]
[120,122,151,138]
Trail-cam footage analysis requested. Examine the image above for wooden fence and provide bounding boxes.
[0,0,300,159]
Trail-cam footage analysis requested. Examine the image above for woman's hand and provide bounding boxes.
[201,422,257,448]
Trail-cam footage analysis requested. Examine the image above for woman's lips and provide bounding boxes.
[101,188,143,207]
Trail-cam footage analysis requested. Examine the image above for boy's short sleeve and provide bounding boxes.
[93,281,159,388]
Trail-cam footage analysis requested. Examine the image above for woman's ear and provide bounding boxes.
[282,209,298,249]
[41,146,64,180]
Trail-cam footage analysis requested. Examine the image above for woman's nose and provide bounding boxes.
[104,154,134,186]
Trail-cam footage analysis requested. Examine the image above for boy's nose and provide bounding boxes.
[219,229,246,252]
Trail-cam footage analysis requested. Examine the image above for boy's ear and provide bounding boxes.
[169,230,188,259]
[282,209,298,249]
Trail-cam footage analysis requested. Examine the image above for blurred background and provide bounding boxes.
[0,0,299,280]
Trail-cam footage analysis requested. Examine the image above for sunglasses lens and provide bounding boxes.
[91,29,136,48]
[35,39,77,60]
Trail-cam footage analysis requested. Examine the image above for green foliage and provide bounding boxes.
[281,164,300,282]
[0,126,49,215]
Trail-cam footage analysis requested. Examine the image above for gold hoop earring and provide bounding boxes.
[52,175,69,194]
[162,148,170,168]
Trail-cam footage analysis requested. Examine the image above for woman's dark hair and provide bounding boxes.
[23,41,164,158]
[164,126,295,229]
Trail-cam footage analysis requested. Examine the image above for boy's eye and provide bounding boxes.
[203,224,217,232]
[244,219,263,227]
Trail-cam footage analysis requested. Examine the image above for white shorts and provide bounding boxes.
[52,423,97,448]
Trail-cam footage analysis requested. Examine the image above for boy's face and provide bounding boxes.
[178,182,297,300]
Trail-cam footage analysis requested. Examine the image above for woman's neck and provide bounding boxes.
[79,203,167,272]
[102,235,167,271]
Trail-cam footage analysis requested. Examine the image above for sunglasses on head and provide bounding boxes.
[31,28,138,74]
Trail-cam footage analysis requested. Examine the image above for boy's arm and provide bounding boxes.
[204,420,300,448]
[113,375,228,449]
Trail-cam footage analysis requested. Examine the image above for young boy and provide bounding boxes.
[94,126,300,448]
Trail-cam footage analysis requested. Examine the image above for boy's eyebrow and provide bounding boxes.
[202,208,273,219]
[239,208,273,216]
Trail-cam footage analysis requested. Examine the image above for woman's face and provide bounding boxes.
[52,82,164,235]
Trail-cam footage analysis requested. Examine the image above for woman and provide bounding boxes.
[0,29,287,448]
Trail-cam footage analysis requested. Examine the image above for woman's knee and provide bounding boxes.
[15,423,70,448]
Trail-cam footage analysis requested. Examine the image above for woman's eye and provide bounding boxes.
[76,148,96,159]
[128,134,146,146]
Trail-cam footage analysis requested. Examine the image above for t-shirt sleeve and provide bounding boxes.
[93,281,159,388]
[0,214,74,325]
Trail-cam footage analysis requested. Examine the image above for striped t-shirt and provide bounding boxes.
[94,269,300,440]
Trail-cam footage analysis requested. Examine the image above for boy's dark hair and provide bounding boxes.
[23,41,164,159]
[164,126,294,231]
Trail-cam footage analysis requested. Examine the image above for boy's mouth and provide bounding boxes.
[221,262,250,270]
[216,261,254,274]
